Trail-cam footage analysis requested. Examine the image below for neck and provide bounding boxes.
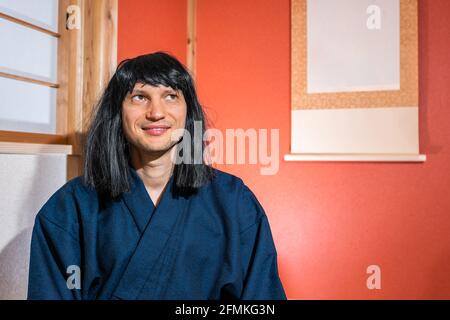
[130,146,176,192]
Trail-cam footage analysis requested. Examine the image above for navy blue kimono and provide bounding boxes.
[27,166,286,300]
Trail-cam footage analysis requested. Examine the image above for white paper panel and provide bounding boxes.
[307,0,400,93]
[0,17,58,82]
[0,77,56,134]
[0,0,59,32]
[291,107,419,154]
[0,154,67,299]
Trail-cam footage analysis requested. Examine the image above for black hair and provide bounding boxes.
[83,51,214,199]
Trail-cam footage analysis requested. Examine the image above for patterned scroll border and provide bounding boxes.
[291,0,418,110]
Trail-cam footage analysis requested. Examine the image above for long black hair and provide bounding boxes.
[83,51,214,199]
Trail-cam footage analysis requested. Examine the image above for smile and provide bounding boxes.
[142,126,170,136]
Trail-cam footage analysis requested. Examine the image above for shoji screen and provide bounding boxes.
[0,0,59,134]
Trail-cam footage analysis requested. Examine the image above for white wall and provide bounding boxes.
[0,154,67,299]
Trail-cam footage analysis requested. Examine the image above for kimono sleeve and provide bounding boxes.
[239,187,287,300]
[27,190,82,300]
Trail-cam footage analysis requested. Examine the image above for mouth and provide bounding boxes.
[142,125,171,136]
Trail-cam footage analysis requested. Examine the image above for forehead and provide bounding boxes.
[130,82,177,93]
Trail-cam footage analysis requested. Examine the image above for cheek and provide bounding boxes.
[122,109,139,129]
[121,114,140,142]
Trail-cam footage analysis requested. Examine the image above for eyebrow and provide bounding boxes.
[129,88,178,95]
[130,89,147,95]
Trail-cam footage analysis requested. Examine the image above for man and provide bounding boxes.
[27,52,286,300]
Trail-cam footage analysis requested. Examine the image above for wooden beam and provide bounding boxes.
[82,0,118,122]
[57,0,85,157]
[56,0,70,138]
[0,130,67,144]
[64,0,118,180]
[187,0,197,76]
[0,71,59,88]
[0,12,60,38]
[0,141,72,155]
[284,153,426,162]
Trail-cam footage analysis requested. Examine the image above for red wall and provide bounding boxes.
[118,0,187,63]
[119,0,450,299]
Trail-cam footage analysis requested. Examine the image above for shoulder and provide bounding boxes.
[44,175,99,206]
[202,167,266,232]
[207,167,245,191]
[34,175,98,236]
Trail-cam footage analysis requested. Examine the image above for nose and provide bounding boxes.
[145,99,166,121]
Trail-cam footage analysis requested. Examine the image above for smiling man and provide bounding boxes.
[27,52,286,300]
[122,81,188,206]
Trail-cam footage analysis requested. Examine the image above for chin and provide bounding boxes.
[142,142,176,153]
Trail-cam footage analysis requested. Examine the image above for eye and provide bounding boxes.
[131,94,146,102]
[165,93,178,101]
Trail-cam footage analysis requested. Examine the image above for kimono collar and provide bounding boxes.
[121,165,175,232]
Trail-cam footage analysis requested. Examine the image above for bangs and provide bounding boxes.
[115,53,189,95]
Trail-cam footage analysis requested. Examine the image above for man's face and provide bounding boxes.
[122,82,187,155]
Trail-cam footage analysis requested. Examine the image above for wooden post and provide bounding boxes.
[187,0,197,76]
[61,0,118,180]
